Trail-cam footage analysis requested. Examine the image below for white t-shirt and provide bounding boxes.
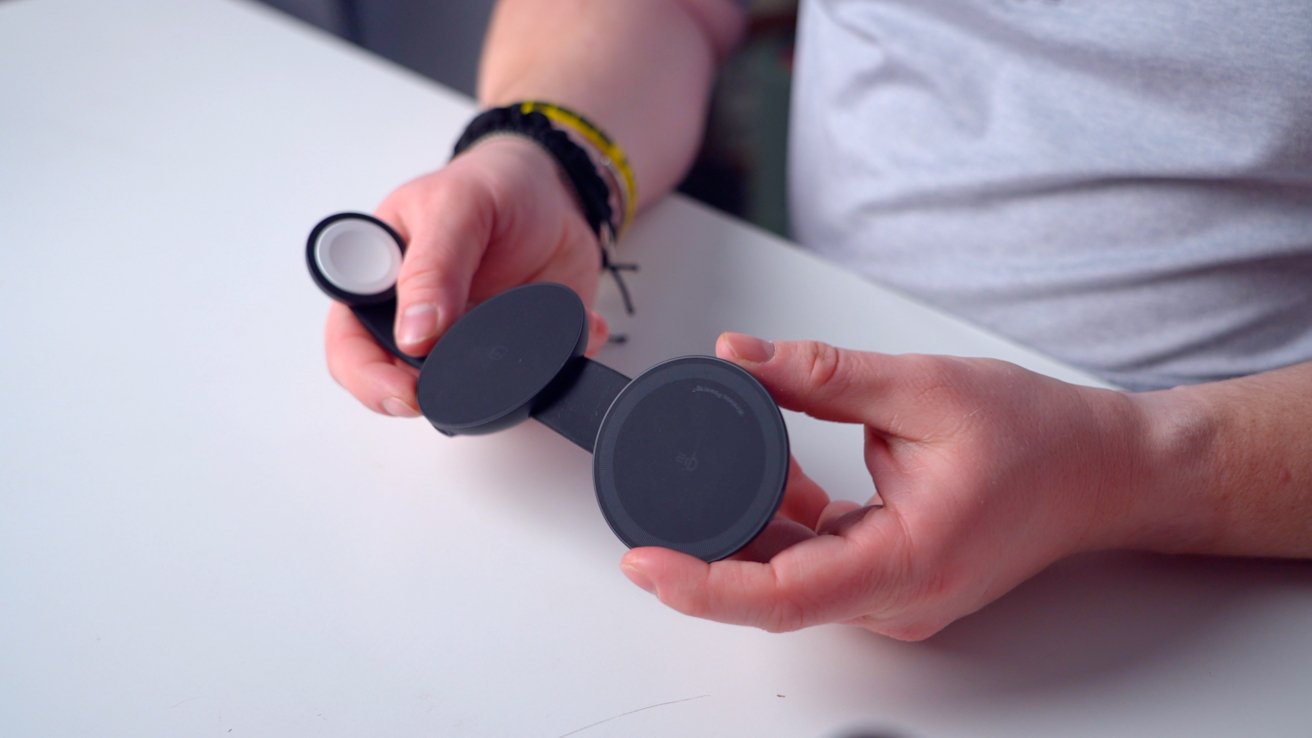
[788,0,1312,390]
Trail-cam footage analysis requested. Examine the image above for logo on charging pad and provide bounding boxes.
[675,451,699,472]
[470,344,511,368]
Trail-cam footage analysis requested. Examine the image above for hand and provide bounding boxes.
[324,137,609,417]
[620,333,1150,640]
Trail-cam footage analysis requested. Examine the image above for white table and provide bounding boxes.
[2,1,1309,736]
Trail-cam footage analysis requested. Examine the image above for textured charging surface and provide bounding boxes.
[416,283,587,434]
[595,357,788,561]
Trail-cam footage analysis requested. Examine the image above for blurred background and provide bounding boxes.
[257,0,797,236]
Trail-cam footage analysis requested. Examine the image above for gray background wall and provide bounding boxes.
[261,0,493,96]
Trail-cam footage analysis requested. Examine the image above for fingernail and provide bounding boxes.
[381,397,420,418]
[397,304,439,347]
[621,561,656,594]
[723,332,775,363]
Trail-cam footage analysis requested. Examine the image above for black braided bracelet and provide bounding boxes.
[454,106,612,237]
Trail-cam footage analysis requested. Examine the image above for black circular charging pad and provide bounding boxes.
[417,283,588,435]
[594,356,790,561]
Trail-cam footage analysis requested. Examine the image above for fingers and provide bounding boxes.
[584,311,610,357]
[776,457,830,529]
[620,508,900,632]
[817,501,880,537]
[716,332,887,424]
[731,518,817,563]
[732,458,832,562]
[716,332,931,435]
[377,184,495,359]
[621,453,898,633]
[324,302,420,416]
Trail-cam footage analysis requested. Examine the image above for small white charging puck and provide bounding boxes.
[307,213,404,303]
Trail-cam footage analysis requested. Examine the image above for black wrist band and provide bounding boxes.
[453,107,643,318]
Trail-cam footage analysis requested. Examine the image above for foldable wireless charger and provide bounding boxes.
[307,212,790,561]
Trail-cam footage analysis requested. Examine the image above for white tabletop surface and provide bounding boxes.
[2,1,1310,736]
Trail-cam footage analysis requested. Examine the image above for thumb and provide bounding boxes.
[716,333,915,431]
[380,187,494,358]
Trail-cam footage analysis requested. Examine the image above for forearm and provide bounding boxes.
[1119,361,1312,557]
[478,0,745,210]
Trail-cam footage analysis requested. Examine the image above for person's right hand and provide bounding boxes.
[324,136,610,418]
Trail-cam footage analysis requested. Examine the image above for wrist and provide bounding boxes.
[462,134,565,187]
[453,105,616,245]
[453,105,645,314]
[1097,386,1222,554]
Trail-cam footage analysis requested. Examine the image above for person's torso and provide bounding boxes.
[789,0,1312,389]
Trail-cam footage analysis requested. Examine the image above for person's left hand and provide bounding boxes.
[620,333,1159,640]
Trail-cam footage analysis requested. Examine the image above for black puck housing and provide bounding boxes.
[416,283,588,436]
[594,357,789,561]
